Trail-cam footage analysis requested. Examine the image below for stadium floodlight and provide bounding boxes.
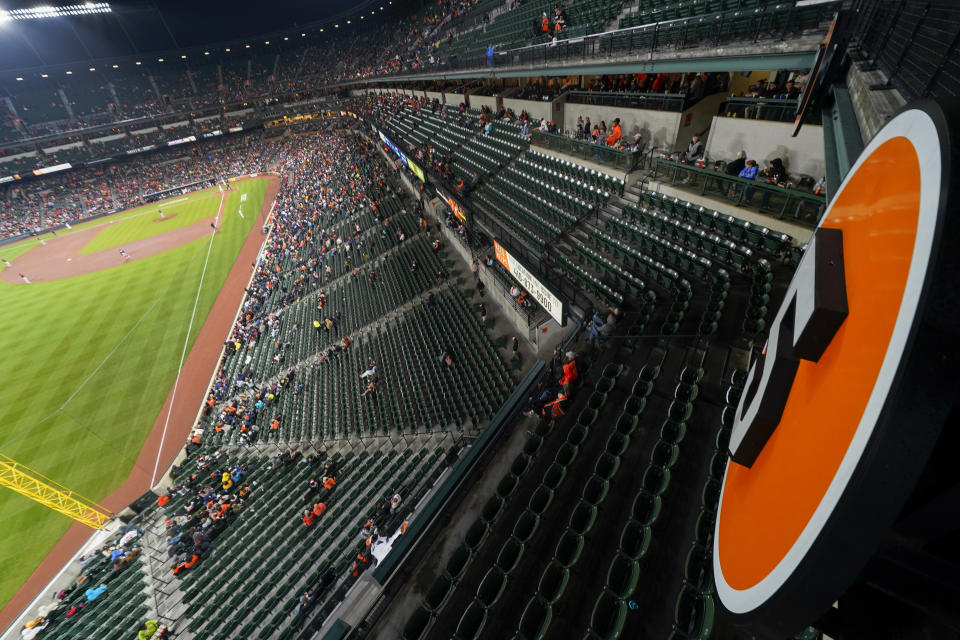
[89,66,95,70]
[0,2,112,21]
[264,40,269,44]
[15,76,23,81]
[157,57,163,61]
[135,60,141,65]
[65,70,72,74]
[204,51,209,55]
[112,63,118,68]
[283,36,288,40]
[225,47,230,51]
[40,73,48,77]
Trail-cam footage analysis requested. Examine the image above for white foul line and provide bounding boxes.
[150,189,224,485]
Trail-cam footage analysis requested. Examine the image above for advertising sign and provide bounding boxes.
[31,163,71,176]
[406,157,425,183]
[493,240,565,325]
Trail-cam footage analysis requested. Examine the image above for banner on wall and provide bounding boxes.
[406,157,425,183]
[378,131,408,165]
[437,186,467,224]
[493,240,565,325]
[31,163,72,176]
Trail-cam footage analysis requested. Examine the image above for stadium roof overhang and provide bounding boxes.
[331,51,819,87]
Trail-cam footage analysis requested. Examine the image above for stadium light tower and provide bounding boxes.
[0,2,112,21]
[0,454,112,529]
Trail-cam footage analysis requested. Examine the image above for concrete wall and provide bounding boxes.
[676,93,726,146]
[469,94,497,111]
[846,62,904,144]
[503,97,558,124]
[727,70,776,96]
[426,91,444,102]
[703,116,826,178]
[0,150,36,164]
[562,102,681,151]
[444,92,465,106]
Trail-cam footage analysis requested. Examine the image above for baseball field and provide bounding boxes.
[0,177,270,613]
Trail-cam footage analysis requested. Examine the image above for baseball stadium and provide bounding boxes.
[0,1,957,639]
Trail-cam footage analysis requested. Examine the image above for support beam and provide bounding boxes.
[0,454,112,529]
[821,85,864,202]
[333,51,819,86]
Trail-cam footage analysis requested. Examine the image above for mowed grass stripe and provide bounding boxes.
[0,187,215,256]
[0,177,268,612]
[79,191,225,254]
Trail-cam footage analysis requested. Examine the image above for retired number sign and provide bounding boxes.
[714,102,960,636]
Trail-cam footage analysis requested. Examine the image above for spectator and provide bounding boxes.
[683,134,703,163]
[605,118,622,147]
[739,160,759,180]
[725,150,747,176]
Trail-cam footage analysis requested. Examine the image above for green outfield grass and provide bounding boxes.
[0,177,269,613]
[79,189,225,254]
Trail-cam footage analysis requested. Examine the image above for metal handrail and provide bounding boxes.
[530,130,643,172]
[652,158,825,226]
[567,90,688,112]
[718,96,805,123]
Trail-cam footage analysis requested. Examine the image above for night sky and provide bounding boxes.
[0,0,423,72]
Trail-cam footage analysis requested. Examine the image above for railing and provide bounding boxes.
[652,158,825,226]
[851,0,960,102]
[567,90,688,111]
[530,130,644,172]
[717,96,806,123]
[384,1,839,77]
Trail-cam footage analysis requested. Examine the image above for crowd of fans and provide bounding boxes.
[183,127,428,448]
[0,134,275,239]
[15,120,428,637]
[15,523,169,639]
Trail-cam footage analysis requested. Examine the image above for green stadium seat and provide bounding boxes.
[517,596,553,640]
[402,605,433,640]
[454,599,487,640]
[497,536,526,574]
[444,545,473,582]
[423,574,453,613]
[619,520,652,561]
[606,553,640,600]
[587,591,628,639]
[555,531,585,568]
[476,567,508,609]
[633,491,662,525]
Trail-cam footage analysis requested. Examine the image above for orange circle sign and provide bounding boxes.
[713,103,958,633]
